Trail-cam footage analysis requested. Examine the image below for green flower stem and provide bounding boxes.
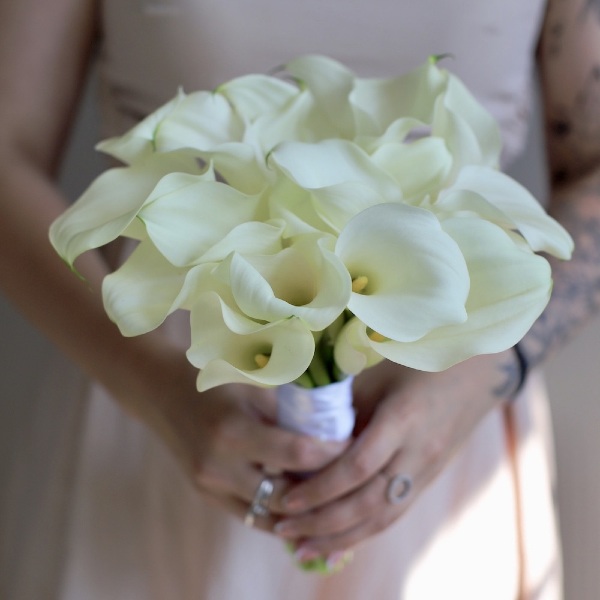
[307,348,331,387]
[294,371,316,389]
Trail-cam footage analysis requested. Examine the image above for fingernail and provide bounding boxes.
[294,546,321,563]
[326,550,353,572]
[274,520,296,538]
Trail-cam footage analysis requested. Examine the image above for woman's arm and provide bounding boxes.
[272,0,600,562]
[0,0,339,526]
[518,0,600,367]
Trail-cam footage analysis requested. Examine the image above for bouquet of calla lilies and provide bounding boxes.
[50,55,572,391]
[50,53,572,486]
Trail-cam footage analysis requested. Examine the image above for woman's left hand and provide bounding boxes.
[273,349,520,563]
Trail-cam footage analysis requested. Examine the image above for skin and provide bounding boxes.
[0,0,598,572]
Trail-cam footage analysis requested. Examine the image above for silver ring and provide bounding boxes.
[244,476,274,527]
[384,473,412,505]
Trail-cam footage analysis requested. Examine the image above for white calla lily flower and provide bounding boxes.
[434,74,502,169]
[333,316,384,375]
[350,60,448,133]
[368,217,553,371]
[49,150,207,267]
[139,177,263,267]
[437,165,574,259]
[336,202,469,342]
[187,293,315,390]
[284,54,356,138]
[246,89,344,150]
[370,137,453,201]
[228,234,351,331]
[216,74,299,123]
[269,139,401,202]
[103,242,217,336]
[154,90,244,152]
[96,91,185,164]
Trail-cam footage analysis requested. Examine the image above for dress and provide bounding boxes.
[31,1,566,598]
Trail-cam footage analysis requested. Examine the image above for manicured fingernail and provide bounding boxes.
[326,550,353,572]
[294,546,321,563]
[274,520,296,538]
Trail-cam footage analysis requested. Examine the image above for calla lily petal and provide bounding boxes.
[187,293,315,390]
[336,202,469,341]
[285,54,356,138]
[49,151,205,266]
[217,74,298,122]
[371,137,452,200]
[370,217,553,370]
[269,139,400,201]
[333,317,384,375]
[154,91,244,152]
[439,166,574,259]
[350,61,448,131]
[140,178,262,266]
[102,241,209,336]
[95,91,184,164]
[228,234,351,330]
[199,219,286,264]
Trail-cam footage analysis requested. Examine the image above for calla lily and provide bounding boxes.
[335,202,469,342]
[95,91,185,164]
[432,74,502,170]
[216,74,299,123]
[365,216,553,371]
[246,88,343,150]
[268,139,401,202]
[284,54,357,138]
[267,174,335,236]
[154,90,245,152]
[139,177,263,267]
[102,241,214,336]
[192,142,269,194]
[350,60,448,133]
[187,292,315,390]
[333,316,384,375]
[436,165,574,259]
[227,233,352,331]
[49,150,207,267]
[370,137,453,202]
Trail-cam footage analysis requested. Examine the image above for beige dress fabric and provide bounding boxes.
[55,1,561,598]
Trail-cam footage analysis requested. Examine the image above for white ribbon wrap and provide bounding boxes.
[276,377,355,441]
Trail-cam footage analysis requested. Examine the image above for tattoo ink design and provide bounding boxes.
[548,65,600,182]
[521,189,600,369]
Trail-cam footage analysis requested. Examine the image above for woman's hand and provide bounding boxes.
[122,339,346,530]
[272,350,520,561]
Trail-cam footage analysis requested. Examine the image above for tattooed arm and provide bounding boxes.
[519,0,600,369]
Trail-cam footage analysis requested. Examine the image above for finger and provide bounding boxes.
[206,489,279,534]
[275,471,388,540]
[281,403,403,513]
[240,419,348,473]
[201,462,294,517]
[287,469,417,558]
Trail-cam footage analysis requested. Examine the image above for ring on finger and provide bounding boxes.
[244,476,275,527]
[380,472,413,505]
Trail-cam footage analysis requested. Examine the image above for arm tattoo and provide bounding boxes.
[519,178,600,370]
[547,65,600,184]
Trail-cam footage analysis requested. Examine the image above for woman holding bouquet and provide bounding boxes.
[1,0,599,598]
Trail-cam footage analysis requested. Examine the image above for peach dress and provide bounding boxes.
[56,1,560,598]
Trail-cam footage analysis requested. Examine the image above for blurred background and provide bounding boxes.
[1,69,598,598]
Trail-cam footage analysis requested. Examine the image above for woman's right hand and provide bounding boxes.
[125,340,345,530]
